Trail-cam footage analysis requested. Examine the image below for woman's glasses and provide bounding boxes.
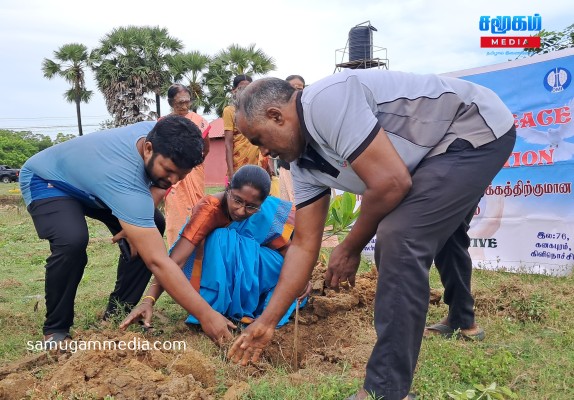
[227,191,260,214]
[173,98,191,106]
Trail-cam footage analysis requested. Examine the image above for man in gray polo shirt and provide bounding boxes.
[227,69,516,400]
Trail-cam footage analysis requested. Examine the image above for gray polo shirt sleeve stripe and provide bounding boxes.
[304,75,379,161]
[348,122,381,163]
[295,188,331,210]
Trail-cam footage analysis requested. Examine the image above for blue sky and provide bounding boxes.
[0,0,571,138]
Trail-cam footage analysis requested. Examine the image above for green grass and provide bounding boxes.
[0,181,21,197]
[421,268,574,398]
[1,199,574,399]
[242,370,360,399]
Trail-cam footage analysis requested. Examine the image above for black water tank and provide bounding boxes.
[349,24,377,62]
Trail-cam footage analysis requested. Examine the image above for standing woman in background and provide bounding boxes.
[163,84,211,247]
[286,74,305,90]
[223,75,261,182]
[277,75,305,202]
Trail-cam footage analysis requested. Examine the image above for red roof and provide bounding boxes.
[208,118,224,138]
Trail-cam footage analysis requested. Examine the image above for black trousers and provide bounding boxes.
[364,128,516,399]
[27,197,165,335]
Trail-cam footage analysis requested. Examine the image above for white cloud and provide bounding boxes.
[0,0,571,137]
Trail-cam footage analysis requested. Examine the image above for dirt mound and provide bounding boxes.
[0,262,479,399]
[262,264,378,372]
[473,281,549,323]
[1,331,218,400]
[0,264,381,399]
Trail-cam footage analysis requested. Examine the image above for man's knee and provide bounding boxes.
[376,221,410,250]
[375,220,435,277]
[51,230,89,257]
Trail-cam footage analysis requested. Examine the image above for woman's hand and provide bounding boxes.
[199,311,237,346]
[119,301,154,330]
[228,320,276,365]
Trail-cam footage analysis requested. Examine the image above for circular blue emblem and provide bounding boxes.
[543,67,571,93]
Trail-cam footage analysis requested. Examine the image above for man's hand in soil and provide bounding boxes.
[324,243,361,289]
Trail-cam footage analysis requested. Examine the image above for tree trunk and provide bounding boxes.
[155,93,161,117]
[75,98,83,136]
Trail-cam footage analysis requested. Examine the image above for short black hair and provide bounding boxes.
[233,74,253,89]
[146,114,204,170]
[230,165,271,201]
[286,75,305,85]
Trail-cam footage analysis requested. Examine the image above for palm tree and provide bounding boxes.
[205,44,276,116]
[168,51,211,112]
[42,43,93,136]
[524,23,574,56]
[203,59,233,116]
[220,43,277,75]
[91,26,183,126]
[143,26,184,117]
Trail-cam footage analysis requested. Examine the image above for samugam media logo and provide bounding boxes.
[479,14,542,48]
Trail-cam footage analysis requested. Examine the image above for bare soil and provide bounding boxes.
[0,264,449,400]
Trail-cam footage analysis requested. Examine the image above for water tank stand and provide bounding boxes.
[334,20,390,73]
[334,57,389,71]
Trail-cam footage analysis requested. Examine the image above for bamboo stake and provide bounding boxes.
[293,299,300,371]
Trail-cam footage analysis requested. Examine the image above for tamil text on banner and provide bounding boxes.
[443,48,574,276]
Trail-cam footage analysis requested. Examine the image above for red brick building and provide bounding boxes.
[204,118,226,187]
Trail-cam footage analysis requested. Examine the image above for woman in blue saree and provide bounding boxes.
[121,165,309,343]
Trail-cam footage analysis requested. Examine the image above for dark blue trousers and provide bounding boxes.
[27,197,165,335]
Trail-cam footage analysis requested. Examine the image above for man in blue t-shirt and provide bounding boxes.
[227,72,517,400]
[20,115,235,346]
